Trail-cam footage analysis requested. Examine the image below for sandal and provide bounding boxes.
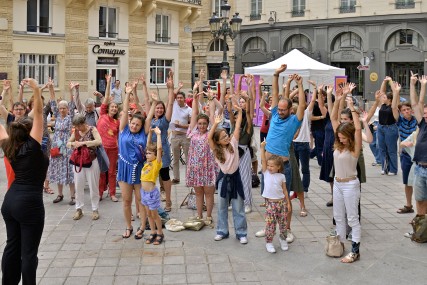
[131,214,135,221]
[69,196,76,206]
[134,227,144,240]
[341,252,360,263]
[122,227,133,239]
[300,209,308,217]
[153,234,164,245]
[53,195,64,203]
[43,187,54,194]
[397,205,414,214]
[145,233,157,244]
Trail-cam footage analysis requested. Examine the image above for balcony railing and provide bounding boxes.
[339,5,356,13]
[250,13,261,21]
[292,10,305,17]
[395,1,415,9]
[173,0,202,5]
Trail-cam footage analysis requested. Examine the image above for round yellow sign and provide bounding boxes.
[370,72,378,82]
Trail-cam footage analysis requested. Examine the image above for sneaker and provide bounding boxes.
[92,210,99,220]
[239,236,248,244]
[244,205,252,214]
[304,192,308,199]
[214,234,228,241]
[286,230,295,243]
[73,209,83,220]
[228,205,232,211]
[329,228,337,236]
[372,162,377,166]
[279,238,289,251]
[347,230,352,241]
[381,170,385,175]
[404,231,413,238]
[255,229,266,237]
[387,172,396,176]
[266,243,276,253]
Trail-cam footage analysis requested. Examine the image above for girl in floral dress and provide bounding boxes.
[49,82,76,205]
[186,92,218,225]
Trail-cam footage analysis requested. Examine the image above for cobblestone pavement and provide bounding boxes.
[0,128,425,285]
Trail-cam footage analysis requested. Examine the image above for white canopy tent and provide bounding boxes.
[244,49,345,84]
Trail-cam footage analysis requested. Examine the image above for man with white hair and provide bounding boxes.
[73,84,100,127]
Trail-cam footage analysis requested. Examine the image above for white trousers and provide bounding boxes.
[74,160,100,211]
[333,179,361,243]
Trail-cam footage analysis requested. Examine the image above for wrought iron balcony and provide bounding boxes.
[291,10,305,17]
[173,0,202,5]
[395,1,415,9]
[250,13,261,21]
[339,5,356,13]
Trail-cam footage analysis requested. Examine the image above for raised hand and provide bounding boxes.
[342,83,350,95]
[221,70,228,80]
[166,75,174,89]
[93,91,102,97]
[178,81,184,89]
[392,81,401,92]
[23,78,39,89]
[275,64,287,74]
[348,82,357,93]
[326,84,334,95]
[410,71,418,85]
[420,75,427,85]
[259,78,264,85]
[346,96,354,109]
[69,81,79,90]
[307,80,316,87]
[153,127,161,135]
[2,80,11,91]
[132,79,138,90]
[233,104,242,113]
[193,80,200,90]
[125,86,133,94]
[199,69,206,80]
[260,139,266,149]
[287,74,294,82]
[151,92,159,102]
[139,74,146,85]
[360,111,368,123]
[168,69,174,80]
[105,74,112,81]
[295,75,303,84]
[214,114,223,125]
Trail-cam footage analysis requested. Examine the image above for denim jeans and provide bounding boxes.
[414,165,427,201]
[216,177,247,238]
[294,142,310,192]
[377,124,399,174]
[310,129,325,166]
[368,122,382,164]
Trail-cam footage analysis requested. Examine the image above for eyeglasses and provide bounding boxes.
[14,108,25,111]
[219,134,228,140]
[277,108,289,113]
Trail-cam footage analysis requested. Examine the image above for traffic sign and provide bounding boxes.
[357,65,370,71]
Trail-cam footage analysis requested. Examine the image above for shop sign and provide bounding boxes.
[92,41,125,56]
[97,57,119,65]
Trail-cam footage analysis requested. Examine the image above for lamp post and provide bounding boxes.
[208,0,242,73]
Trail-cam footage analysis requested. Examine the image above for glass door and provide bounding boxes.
[96,68,116,103]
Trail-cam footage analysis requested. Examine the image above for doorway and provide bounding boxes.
[96,68,117,103]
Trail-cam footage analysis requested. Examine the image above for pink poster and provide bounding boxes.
[233,74,262,126]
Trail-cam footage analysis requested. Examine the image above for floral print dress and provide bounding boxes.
[48,100,75,184]
[186,127,218,187]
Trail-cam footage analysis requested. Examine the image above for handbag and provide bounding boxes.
[180,188,197,210]
[183,217,205,231]
[69,146,93,173]
[325,234,344,257]
[96,145,110,173]
[50,147,60,157]
[411,215,427,243]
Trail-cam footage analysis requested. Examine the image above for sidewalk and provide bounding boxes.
[0,127,425,285]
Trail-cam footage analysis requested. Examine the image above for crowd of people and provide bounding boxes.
[1,64,427,284]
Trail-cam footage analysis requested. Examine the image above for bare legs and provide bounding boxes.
[194,186,215,219]
[119,182,147,236]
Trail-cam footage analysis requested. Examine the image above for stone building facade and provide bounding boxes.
[0,0,201,102]
[232,0,427,99]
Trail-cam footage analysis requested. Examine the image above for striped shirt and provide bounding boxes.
[397,115,417,141]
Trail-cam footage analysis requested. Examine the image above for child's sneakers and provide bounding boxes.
[266,243,276,253]
[279,237,289,251]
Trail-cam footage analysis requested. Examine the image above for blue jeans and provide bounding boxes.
[369,122,382,164]
[414,165,427,201]
[294,142,310,192]
[261,158,292,194]
[216,178,247,238]
[377,124,399,174]
[310,129,325,166]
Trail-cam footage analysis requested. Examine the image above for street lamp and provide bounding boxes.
[208,0,242,73]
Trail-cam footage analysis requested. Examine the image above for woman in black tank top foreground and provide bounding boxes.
[0,78,48,285]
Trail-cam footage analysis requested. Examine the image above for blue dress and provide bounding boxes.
[117,125,147,184]
[319,115,335,183]
[150,116,171,168]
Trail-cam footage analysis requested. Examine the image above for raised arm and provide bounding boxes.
[284,75,293,99]
[360,111,373,143]
[153,127,162,163]
[18,80,25,103]
[365,90,381,123]
[260,91,270,116]
[119,85,133,132]
[331,91,343,132]
[208,114,222,151]
[348,97,362,157]
[326,84,335,116]
[390,81,401,121]
[189,92,201,130]
[71,81,84,113]
[102,74,112,105]
[24,79,43,143]
[144,93,157,134]
[272,64,287,108]
[308,85,318,112]
[140,74,150,113]
[220,70,228,107]
[409,71,419,110]
[380,76,392,93]
[232,105,243,141]
[236,74,245,96]
[295,75,306,121]
[419,75,426,111]
[165,70,174,122]
[260,140,267,173]
[0,81,10,121]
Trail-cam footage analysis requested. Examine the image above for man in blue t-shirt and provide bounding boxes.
[263,64,306,243]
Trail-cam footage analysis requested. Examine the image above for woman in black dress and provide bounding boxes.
[0,78,49,285]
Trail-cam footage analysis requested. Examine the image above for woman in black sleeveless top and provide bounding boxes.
[0,78,48,285]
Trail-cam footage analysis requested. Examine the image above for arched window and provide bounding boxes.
[332,32,362,51]
[209,39,228,51]
[386,29,424,50]
[243,37,267,52]
[284,34,312,53]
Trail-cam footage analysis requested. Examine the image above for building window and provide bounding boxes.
[386,29,424,50]
[210,39,228,51]
[243,37,267,52]
[150,59,173,84]
[292,0,305,17]
[18,54,57,86]
[284,34,312,54]
[332,32,362,51]
[213,0,221,15]
[99,7,117,38]
[395,0,415,9]
[27,0,50,33]
[250,0,262,21]
[387,63,423,94]
[155,15,169,43]
[339,0,356,13]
